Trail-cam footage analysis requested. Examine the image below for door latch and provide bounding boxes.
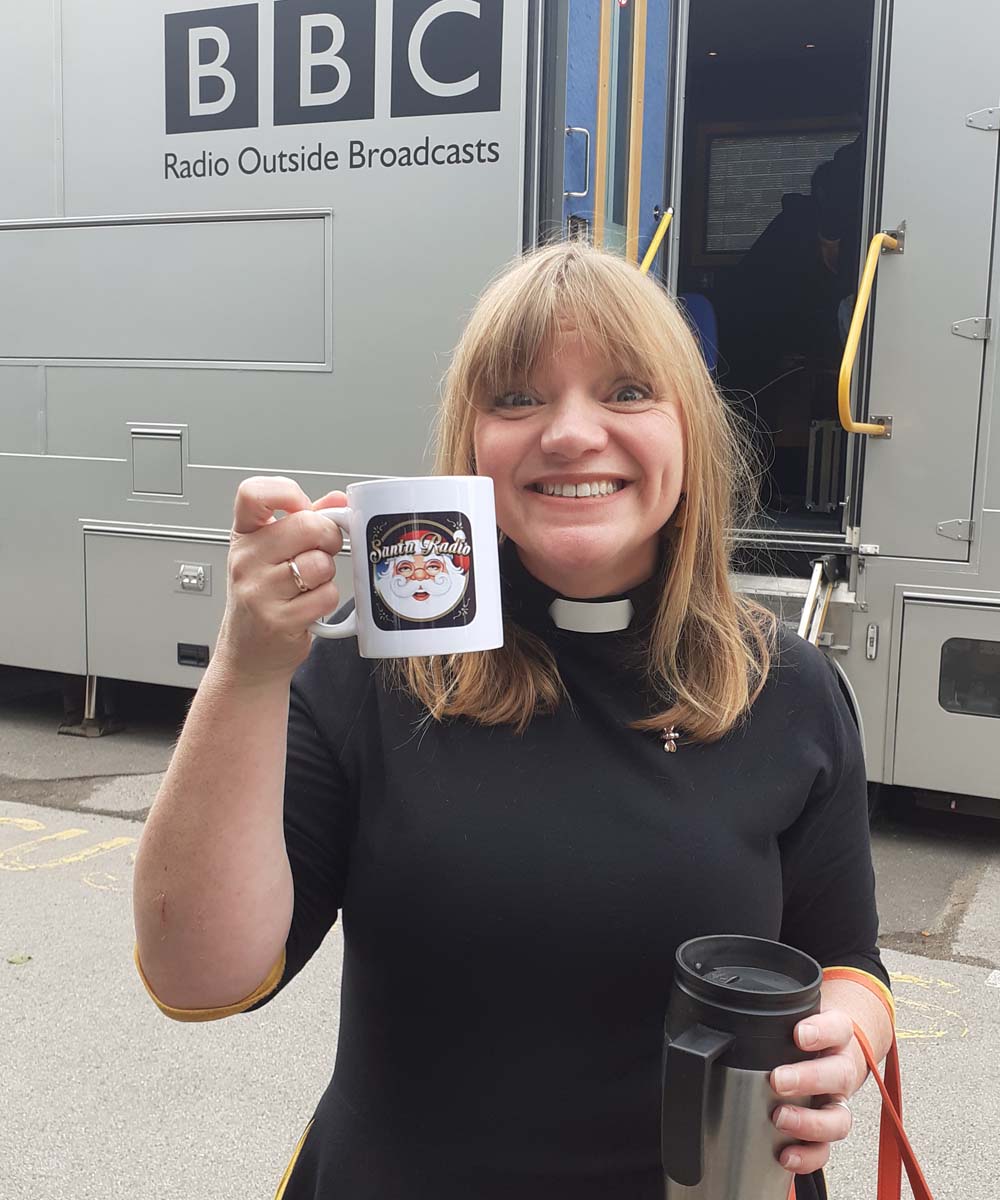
[177,563,212,593]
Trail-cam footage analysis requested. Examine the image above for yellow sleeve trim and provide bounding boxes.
[822,965,895,1025]
[133,943,286,1023]
[274,1120,314,1200]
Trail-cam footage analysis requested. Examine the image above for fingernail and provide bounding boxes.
[775,1106,798,1131]
[799,1023,818,1047]
[775,1067,799,1093]
[785,1152,801,1170]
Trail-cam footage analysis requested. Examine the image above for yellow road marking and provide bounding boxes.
[895,997,969,1039]
[890,971,960,994]
[82,870,127,893]
[0,816,46,834]
[889,973,969,1040]
[0,828,135,871]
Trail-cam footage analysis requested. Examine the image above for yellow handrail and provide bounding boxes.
[592,0,613,249]
[838,231,900,437]
[639,206,673,275]
[624,0,648,263]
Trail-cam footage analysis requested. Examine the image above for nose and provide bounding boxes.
[539,394,610,459]
[412,567,429,580]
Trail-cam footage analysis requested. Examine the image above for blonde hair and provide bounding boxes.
[387,241,777,743]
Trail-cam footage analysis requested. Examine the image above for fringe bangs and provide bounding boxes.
[461,244,696,409]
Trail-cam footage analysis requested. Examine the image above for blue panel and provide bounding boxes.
[563,0,600,225]
[562,0,672,256]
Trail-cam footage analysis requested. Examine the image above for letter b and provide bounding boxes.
[189,27,235,116]
[274,0,376,126]
[165,5,259,133]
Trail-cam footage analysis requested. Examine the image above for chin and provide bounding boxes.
[520,532,650,596]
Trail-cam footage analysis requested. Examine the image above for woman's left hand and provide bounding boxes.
[769,1007,864,1175]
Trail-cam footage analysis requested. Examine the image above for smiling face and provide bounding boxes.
[473,330,685,598]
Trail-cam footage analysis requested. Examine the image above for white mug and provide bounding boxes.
[312,476,504,658]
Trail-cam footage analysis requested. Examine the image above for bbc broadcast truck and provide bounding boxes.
[2,0,999,815]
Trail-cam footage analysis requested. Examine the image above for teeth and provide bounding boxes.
[534,480,623,497]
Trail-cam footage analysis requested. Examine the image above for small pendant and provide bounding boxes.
[660,726,680,753]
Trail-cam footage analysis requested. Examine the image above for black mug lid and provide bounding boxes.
[675,934,822,1015]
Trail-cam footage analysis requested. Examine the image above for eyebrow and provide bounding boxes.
[520,370,650,392]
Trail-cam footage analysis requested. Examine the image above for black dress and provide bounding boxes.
[249,546,887,1199]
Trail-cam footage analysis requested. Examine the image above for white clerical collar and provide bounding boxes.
[548,597,635,633]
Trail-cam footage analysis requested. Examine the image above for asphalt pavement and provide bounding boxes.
[2,672,998,1199]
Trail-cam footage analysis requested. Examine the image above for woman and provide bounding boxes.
[133,242,893,1199]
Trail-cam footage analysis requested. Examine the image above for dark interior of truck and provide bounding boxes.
[675,0,876,551]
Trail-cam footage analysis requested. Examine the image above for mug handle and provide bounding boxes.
[309,508,357,640]
[661,1023,735,1187]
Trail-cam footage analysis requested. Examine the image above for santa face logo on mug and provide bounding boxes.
[367,512,476,630]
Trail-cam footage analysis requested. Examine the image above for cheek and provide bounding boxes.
[644,413,685,490]
[673,437,686,489]
[473,417,523,482]
[471,418,491,475]
[672,408,688,482]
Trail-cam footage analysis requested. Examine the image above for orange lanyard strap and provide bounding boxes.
[785,1028,933,1200]
[852,1025,934,1200]
[817,968,933,1199]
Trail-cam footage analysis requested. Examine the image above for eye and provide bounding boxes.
[426,560,444,574]
[609,383,653,406]
[492,391,540,411]
[396,561,413,576]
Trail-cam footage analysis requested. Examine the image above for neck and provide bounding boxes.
[515,545,655,598]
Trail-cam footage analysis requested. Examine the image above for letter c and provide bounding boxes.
[408,0,480,98]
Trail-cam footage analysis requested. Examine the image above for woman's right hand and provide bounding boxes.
[215,476,348,685]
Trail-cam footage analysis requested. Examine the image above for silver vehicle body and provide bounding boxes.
[1,0,998,809]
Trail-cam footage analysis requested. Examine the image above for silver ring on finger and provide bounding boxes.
[830,1098,852,1121]
[287,558,311,594]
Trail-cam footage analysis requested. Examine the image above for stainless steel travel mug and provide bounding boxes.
[661,935,823,1199]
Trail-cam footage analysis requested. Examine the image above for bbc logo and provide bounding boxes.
[165,0,504,133]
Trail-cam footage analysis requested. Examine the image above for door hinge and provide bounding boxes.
[952,316,992,341]
[966,107,1000,131]
[936,518,975,543]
